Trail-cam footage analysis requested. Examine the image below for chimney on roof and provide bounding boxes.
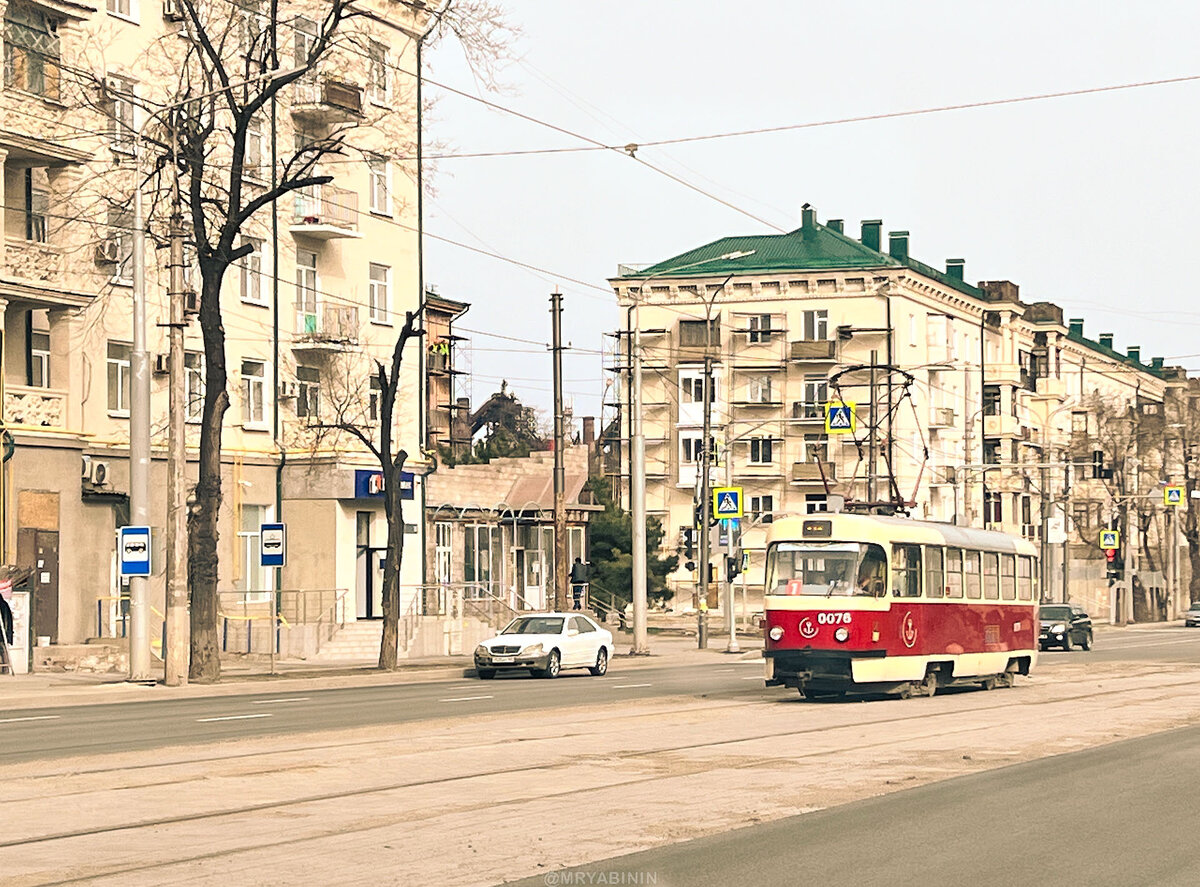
[1098,334,1114,349]
[1152,357,1165,370]
[888,231,909,261]
[861,220,882,252]
[1068,318,1084,336]
[582,416,595,445]
[827,219,844,234]
[946,259,965,281]
[1127,346,1141,364]
[801,204,817,229]
[979,280,1020,304]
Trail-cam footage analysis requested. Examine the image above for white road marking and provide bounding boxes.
[196,713,273,723]
[439,695,494,702]
[611,683,652,689]
[249,697,311,705]
[0,715,60,724]
[741,676,766,680]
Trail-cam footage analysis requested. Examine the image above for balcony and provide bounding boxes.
[290,185,361,240]
[792,461,836,483]
[5,238,63,283]
[790,339,836,362]
[929,407,956,429]
[1033,376,1068,400]
[791,401,825,422]
[293,305,359,352]
[290,78,364,124]
[983,414,1021,438]
[5,385,67,430]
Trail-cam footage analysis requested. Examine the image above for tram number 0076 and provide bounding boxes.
[816,612,852,625]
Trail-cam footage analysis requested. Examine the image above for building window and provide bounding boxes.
[105,0,135,19]
[293,16,316,68]
[185,352,204,422]
[802,309,828,341]
[29,331,49,387]
[369,262,390,324]
[802,433,828,463]
[107,207,134,283]
[805,494,828,514]
[296,365,320,420]
[984,490,1003,525]
[369,375,382,422]
[983,440,1000,465]
[106,342,131,414]
[748,314,773,343]
[105,75,136,153]
[982,385,1001,417]
[295,248,318,333]
[4,6,62,100]
[239,238,265,305]
[236,504,273,603]
[244,115,264,180]
[681,435,715,465]
[748,437,774,465]
[241,359,266,427]
[368,155,390,214]
[367,40,389,104]
[17,168,49,243]
[801,375,827,417]
[679,319,719,348]
[746,375,773,404]
[435,521,452,584]
[681,374,716,405]
[464,523,503,591]
[749,494,774,523]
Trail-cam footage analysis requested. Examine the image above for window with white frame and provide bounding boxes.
[106,341,131,414]
[244,115,264,180]
[747,313,774,343]
[801,433,828,463]
[105,75,136,153]
[185,352,204,422]
[680,435,715,464]
[5,6,62,100]
[105,0,135,20]
[748,437,774,465]
[295,248,318,333]
[368,375,382,422]
[293,16,316,68]
[745,375,773,404]
[239,238,265,305]
[236,504,273,603]
[367,40,389,104]
[801,374,827,418]
[368,155,390,214]
[749,494,774,523]
[680,372,716,404]
[369,262,390,323]
[802,309,828,340]
[296,365,320,420]
[241,359,266,427]
[29,331,49,387]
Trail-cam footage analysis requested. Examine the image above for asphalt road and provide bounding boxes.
[505,723,1200,887]
[2,626,1195,765]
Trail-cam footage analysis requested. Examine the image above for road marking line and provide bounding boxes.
[0,715,60,724]
[249,697,311,705]
[439,695,494,702]
[741,676,765,680]
[196,714,273,723]
[611,683,652,689]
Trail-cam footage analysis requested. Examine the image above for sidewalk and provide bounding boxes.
[0,630,762,711]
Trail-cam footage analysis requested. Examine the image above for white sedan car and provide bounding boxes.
[474,612,613,679]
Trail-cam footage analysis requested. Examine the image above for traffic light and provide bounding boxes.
[1105,547,1122,583]
[681,527,695,559]
[726,555,740,583]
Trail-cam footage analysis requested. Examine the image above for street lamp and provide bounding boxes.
[127,65,306,683]
[627,249,754,655]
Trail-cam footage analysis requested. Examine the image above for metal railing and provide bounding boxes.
[214,588,348,657]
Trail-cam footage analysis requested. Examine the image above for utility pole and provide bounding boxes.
[550,291,568,612]
[128,156,152,683]
[723,422,739,653]
[1123,456,1139,625]
[867,350,877,503]
[164,206,189,685]
[629,306,648,654]
[698,353,714,644]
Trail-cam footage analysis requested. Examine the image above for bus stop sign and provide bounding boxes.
[119,526,152,577]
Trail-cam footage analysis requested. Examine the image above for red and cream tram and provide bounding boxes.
[763,513,1039,698]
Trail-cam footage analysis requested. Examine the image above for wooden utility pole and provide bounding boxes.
[551,291,568,611]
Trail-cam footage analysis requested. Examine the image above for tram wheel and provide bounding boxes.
[917,670,938,698]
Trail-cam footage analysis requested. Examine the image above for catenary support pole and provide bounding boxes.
[551,291,568,611]
[128,162,152,683]
[698,354,713,647]
[630,303,648,654]
[164,204,188,686]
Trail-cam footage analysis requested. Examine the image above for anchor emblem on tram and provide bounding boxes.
[901,611,917,648]
[798,617,817,639]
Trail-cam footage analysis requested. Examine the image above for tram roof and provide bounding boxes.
[769,512,1036,554]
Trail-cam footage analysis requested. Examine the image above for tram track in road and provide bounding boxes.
[7,665,1200,858]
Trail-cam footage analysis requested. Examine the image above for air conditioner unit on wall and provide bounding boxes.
[162,0,185,21]
[82,456,110,486]
[278,381,299,399]
[94,238,120,266]
[183,289,200,315]
[154,354,170,375]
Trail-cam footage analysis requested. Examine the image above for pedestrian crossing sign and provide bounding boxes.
[1099,529,1120,549]
[825,401,856,434]
[712,486,743,519]
[1164,485,1184,506]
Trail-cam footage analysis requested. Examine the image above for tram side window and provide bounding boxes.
[1017,555,1033,600]
[1000,553,1017,600]
[964,550,981,599]
[983,551,1000,600]
[925,546,945,598]
[945,548,963,598]
[891,544,922,597]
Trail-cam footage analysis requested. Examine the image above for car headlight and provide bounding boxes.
[834,627,849,643]
[519,643,543,656]
[1051,623,1066,633]
[475,645,488,656]
[768,626,784,641]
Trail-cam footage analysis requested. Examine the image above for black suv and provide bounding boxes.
[1185,602,1200,628]
[1039,604,1093,651]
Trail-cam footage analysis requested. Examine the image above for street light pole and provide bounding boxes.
[628,250,754,655]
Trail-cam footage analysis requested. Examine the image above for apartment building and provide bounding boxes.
[0,0,430,645]
[607,207,1183,618]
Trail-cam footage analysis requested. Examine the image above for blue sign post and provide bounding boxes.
[119,526,152,577]
[260,523,286,568]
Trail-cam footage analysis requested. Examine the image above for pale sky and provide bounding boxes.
[422,1,1200,429]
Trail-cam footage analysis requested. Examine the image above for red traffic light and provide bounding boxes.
[1105,548,1116,562]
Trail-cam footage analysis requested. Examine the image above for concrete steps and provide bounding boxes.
[312,616,496,661]
[312,620,383,661]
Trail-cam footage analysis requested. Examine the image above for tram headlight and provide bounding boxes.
[768,625,784,642]
[834,627,850,643]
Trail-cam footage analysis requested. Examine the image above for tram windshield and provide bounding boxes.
[765,542,888,597]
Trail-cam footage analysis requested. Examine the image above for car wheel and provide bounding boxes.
[1062,636,1071,651]
[477,669,496,680]
[1081,631,1092,651]
[540,649,561,679]
[589,647,609,676]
